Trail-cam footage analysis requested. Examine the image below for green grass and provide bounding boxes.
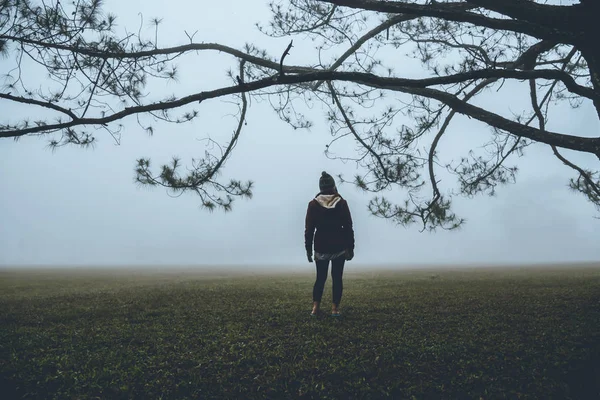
[1,266,600,399]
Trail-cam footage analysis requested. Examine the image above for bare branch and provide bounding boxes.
[0,92,78,120]
[279,40,293,75]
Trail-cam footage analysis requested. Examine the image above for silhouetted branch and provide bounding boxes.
[312,2,477,90]
[4,68,598,154]
[279,40,293,75]
[321,0,576,41]
[0,92,78,120]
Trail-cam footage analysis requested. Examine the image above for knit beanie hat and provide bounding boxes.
[319,171,336,192]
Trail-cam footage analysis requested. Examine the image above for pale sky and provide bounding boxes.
[1,0,599,268]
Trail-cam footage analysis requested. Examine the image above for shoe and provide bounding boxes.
[331,303,341,317]
[311,301,320,317]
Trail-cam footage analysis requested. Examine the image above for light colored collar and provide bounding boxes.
[315,194,341,209]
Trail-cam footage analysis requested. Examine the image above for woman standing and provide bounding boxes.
[305,171,355,317]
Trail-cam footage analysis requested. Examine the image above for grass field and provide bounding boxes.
[1,266,600,399]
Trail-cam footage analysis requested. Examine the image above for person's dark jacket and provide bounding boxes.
[305,193,355,254]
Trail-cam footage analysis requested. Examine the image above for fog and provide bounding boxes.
[1,0,599,269]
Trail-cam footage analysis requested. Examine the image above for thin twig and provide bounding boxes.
[279,40,293,75]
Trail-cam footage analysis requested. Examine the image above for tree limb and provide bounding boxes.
[465,0,576,32]
[400,84,599,156]
[318,0,575,42]
[3,68,599,155]
[0,36,314,73]
[312,2,477,90]
[279,40,293,75]
[0,92,78,120]
[203,60,249,185]
[527,48,600,200]
[133,60,251,210]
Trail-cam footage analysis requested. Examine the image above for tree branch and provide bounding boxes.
[202,60,249,185]
[0,36,314,73]
[279,40,293,75]
[81,57,107,118]
[428,79,496,200]
[0,92,78,120]
[399,84,599,156]
[327,80,390,183]
[312,2,477,90]
[3,68,599,155]
[318,0,575,42]
[526,48,600,201]
[133,61,251,210]
[465,0,576,32]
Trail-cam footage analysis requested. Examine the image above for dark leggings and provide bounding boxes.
[313,257,346,306]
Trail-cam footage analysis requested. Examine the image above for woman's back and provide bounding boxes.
[306,193,353,254]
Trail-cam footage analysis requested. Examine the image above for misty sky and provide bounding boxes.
[1,0,599,268]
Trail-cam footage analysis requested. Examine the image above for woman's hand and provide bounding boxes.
[307,251,313,263]
[345,249,354,261]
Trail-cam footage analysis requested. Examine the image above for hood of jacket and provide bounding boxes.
[315,194,342,209]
